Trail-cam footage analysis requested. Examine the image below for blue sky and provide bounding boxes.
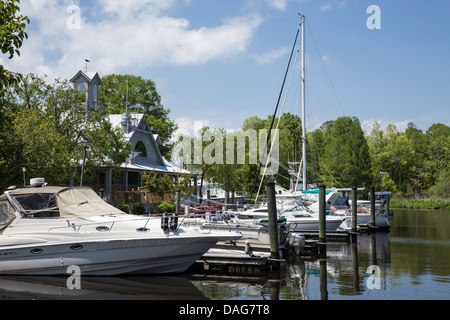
[4,0,450,137]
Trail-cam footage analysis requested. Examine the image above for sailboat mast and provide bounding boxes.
[301,15,307,191]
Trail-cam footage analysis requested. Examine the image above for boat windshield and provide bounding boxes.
[8,187,64,217]
[283,202,311,213]
[0,198,16,231]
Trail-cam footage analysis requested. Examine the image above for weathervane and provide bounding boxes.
[84,59,90,73]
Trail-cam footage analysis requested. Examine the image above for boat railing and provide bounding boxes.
[47,216,154,233]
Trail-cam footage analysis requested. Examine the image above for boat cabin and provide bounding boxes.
[0,186,123,229]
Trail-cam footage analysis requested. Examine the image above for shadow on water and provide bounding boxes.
[0,275,207,300]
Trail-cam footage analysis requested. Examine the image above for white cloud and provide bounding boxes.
[320,4,332,12]
[320,1,347,13]
[5,0,263,80]
[173,116,219,139]
[98,0,178,17]
[265,0,289,11]
[321,54,332,65]
[254,46,291,65]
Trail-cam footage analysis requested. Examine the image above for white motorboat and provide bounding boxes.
[338,213,391,230]
[281,201,345,232]
[329,197,391,230]
[228,198,344,232]
[0,184,241,276]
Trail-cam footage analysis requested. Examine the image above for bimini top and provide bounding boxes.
[2,186,123,218]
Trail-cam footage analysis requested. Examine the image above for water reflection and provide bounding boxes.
[0,210,448,300]
[0,275,207,300]
[191,210,449,300]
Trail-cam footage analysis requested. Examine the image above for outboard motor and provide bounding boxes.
[161,212,169,232]
[169,213,179,232]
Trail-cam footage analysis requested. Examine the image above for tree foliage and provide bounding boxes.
[0,73,130,190]
[0,0,29,92]
[317,117,371,188]
[143,170,195,199]
[99,74,178,156]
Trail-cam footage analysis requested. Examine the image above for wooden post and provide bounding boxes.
[386,194,391,216]
[319,184,327,244]
[175,190,181,215]
[171,190,181,233]
[266,180,280,267]
[352,186,358,237]
[370,186,376,227]
[224,190,229,211]
[231,191,235,210]
[206,189,211,210]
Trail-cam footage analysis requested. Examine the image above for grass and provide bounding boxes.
[390,198,450,211]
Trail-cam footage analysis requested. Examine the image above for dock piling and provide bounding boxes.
[351,186,358,241]
[318,184,327,244]
[176,190,181,215]
[266,180,281,269]
[370,186,376,227]
[225,190,229,211]
[318,184,327,259]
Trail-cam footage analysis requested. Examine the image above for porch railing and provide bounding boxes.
[86,184,174,206]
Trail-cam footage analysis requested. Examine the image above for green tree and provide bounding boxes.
[321,116,371,188]
[143,170,174,200]
[0,0,29,92]
[13,109,72,185]
[0,0,29,190]
[427,168,450,199]
[4,74,131,188]
[306,128,325,184]
[13,74,87,139]
[0,98,23,190]
[424,123,450,188]
[99,74,177,156]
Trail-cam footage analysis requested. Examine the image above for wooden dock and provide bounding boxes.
[191,248,272,276]
[296,230,352,243]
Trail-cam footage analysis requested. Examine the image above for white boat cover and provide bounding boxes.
[3,187,123,218]
[56,188,124,217]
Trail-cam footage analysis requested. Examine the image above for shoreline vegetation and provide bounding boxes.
[390,198,450,211]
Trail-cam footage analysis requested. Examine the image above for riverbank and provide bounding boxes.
[390,198,450,211]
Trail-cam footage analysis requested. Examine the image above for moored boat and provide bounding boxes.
[0,182,241,276]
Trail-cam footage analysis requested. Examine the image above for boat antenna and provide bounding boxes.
[249,17,303,203]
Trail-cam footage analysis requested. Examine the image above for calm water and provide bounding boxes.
[193,210,450,300]
[190,209,450,300]
[0,209,448,300]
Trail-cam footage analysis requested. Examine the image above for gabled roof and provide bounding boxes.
[104,113,190,175]
[70,70,103,86]
[105,114,148,139]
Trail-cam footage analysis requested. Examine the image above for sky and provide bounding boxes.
[3,0,450,138]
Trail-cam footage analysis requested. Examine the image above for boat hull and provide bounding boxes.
[338,213,390,231]
[0,233,240,276]
[286,217,344,232]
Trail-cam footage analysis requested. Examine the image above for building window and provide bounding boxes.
[93,84,98,102]
[135,141,147,158]
[77,82,87,92]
